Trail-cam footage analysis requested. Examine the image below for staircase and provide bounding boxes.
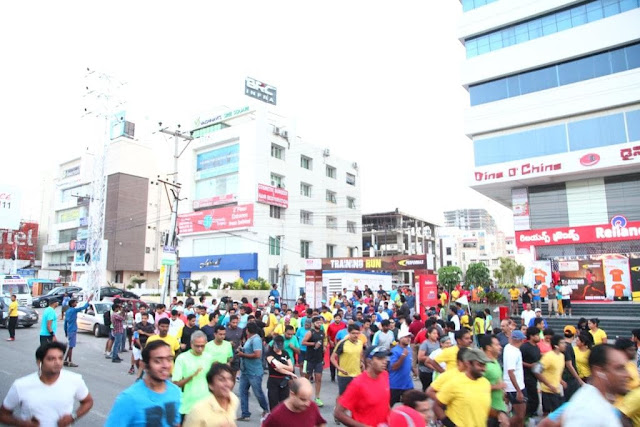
[508,302,640,340]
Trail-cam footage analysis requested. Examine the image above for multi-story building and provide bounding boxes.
[175,104,362,294]
[460,0,640,300]
[42,132,170,287]
[437,226,511,273]
[443,208,498,234]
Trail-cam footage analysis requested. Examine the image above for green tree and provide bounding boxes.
[437,266,463,296]
[493,257,525,286]
[465,262,492,289]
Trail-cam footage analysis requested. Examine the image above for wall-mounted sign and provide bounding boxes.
[63,166,80,178]
[512,188,530,232]
[0,222,38,261]
[192,194,237,210]
[317,255,429,271]
[515,220,640,249]
[0,186,21,230]
[245,77,277,105]
[195,144,239,181]
[177,204,254,235]
[44,242,71,252]
[257,184,288,208]
[193,106,251,129]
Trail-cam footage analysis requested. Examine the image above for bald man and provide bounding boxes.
[262,378,327,426]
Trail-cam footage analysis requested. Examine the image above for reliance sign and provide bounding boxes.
[178,204,254,235]
[516,221,640,249]
[257,184,288,208]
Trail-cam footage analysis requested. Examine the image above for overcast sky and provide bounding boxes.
[0,1,513,233]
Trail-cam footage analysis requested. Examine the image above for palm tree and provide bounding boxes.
[493,257,525,286]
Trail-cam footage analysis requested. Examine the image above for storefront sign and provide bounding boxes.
[304,259,322,270]
[245,77,277,105]
[196,144,239,180]
[0,222,38,261]
[192,194,237,210]
[620,145,640,161]
[193,106,250,129]
[177,204,254,235]
[516,221,640,249]
[69,240,87,251]
[63,166,80,178]
[257,184,288,208]
[320,255,429,271]
[44,242,71,252]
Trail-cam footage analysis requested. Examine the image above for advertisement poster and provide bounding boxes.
[558,260,606,300]
[512,188,530,231]
[417,273,438,320]
[630,258,640,301]
[305,270,322,309]
[257,184,289,208]
[195,144,239,180]
[523,260,552,286]
[0,222,39,261]
[603,258,632,301]
[0,186,21,230]
[177,204,253,235]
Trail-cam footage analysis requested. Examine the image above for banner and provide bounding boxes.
[257,184,289,208]
[524,260,552,286]
[512,188,530,231]
[603,258,632,301]
[321,255,429,271]
[417,273,438,320]
[177,204,254,235]
[195,144,239,180]
[516,221,640,249]
[0,186,21,230]
[630,258,640,301]
[0,222,38,261]
[305,270,323,309]
[558,260,606,301]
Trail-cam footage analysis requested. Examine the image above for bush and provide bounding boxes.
[247,279,261,290]
[232,278,245,290]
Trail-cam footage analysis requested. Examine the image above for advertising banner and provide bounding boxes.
[177,204,254,235]
[320,255,429,271]
[558,260,606,300]
[192,194,237,210]
[603,258,632,301]
[630,258,640,301]
[195,144,239,180]
[0,222,38,261]
[417,273,438,320]
[257,184,289,208]
[516,221,640,249]
[512,188,530,231]
[0,186,21,230]
[305,270,323,309]
[524,260,552,287]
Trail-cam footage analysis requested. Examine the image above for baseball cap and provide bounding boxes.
[397,330,414,340]
[366,345,390,359]
[463,348,492,364]
[534,308,542,312]
[268,296,275,300]
[564,325,577,336]
[512,330,526,340]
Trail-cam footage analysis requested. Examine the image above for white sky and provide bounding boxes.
[0,1,513,234]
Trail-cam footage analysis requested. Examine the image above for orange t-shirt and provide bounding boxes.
[534,269,547,284]
[612,283,626,297]
[610,269,624,282]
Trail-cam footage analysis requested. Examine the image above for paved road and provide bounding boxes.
[0,309,352,426]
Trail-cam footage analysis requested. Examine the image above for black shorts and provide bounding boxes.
[542,392,562,414]
[506,389,527,404]
[562,299,571,308]
[304,360,323,376]
[126,327,133,338]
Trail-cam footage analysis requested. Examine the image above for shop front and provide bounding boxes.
[179,253,258,292]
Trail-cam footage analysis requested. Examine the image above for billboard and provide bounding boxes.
[257,184,289,208]
[0,186,21,230]
[523,260,552,287]
[245,77,277,105]
[603,258,632,300]
[558,260,606,301]
[0,222,38,261]
[320,255,429,271]
[516,221,640,249]
[512,188,530,231]
[305,270,323,309]
[192,194,237,210]
[195,144,239,180]
[177,204,254,235]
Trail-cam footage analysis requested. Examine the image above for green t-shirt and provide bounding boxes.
[484,359,508,412]
[269,335,300,361]
[204,340,234,365]
[172,350,214,415]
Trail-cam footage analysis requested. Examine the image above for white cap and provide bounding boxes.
[397,330,413,340]
[269,296,275,300]
[534,308,542,312]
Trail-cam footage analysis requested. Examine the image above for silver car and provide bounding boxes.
[76,301,113,337]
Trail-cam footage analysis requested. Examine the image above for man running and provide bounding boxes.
[539,335,566,415]
[389,330,415,405]
[262,378,326,426]
[503,330,527,427]
[481,335,510,427]
[302,316,327,407]
[331,324,365,396]
[63,295,93,367]
[521,326,543,420]
[204,325,233,365]
[327,313,347,383]
[0,342,94,425]
[146,317,181,357]
[39,299,59,346]
[106,340,181,426]
[172,331,213,421]
[130,312,155,375]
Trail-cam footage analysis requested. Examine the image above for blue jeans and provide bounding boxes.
[111,332,124,360]
[239,374,268,417]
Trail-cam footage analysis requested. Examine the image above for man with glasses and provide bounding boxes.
[172,331,213,421]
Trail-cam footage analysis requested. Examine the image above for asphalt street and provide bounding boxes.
[0,308,366,427]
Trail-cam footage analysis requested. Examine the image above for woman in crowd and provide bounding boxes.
[266,335,296,411]
[574,331,593,382]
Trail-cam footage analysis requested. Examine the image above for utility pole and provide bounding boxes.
[158,125,193,304]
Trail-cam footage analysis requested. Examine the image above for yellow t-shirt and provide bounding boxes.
[146,334,181,356]
[590,328,607,345]
[574,347,591,378]
[451,290,460,300]
[434,346,460,371]
[460,314,470,329]
[198,315,209,329]
[263,313,277,337]
[509,289,520,300]
[437,373,491,427]
[616,386,640,427]
[627,361,640,390]
[473,317,485,335]
[8,301,18,317]
[321,311,333,323]
[431,366,462,391]
[540,350,565,393]
[333,338,364,377]
[183,392,239,427]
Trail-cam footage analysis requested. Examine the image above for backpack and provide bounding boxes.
[103,310,111,328]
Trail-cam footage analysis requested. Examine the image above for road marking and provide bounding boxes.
[0,369,12,375]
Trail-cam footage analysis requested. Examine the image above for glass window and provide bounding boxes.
[300,156,312,170]
[586,1,605,21]
[269,236,281,255]
[610,48,628,72]
[347,197,356,209]
[470,78,508,105]
[571,4,588,25]
[194,174,238,200]
[300,241,311,258]
[529,183,570,229]
[269,206,282,219]
[568,113,627,150]
[326,165,336,178]
[300,210,312,225]
[556,10,572,31]
[541,14,557,36]
[527,19,543,40]
[269,268,278,284]
[603,0,621,16]
[326,190,337,204]
[270,173,283,188]
[626,110,640,142]
[347,221,356,234]
[326,244,335,258]
[605,173,640,221]
[514,23,529,43]
[326,217,337,230]
[519,67,557,95]
[621,0,639,11]
[271,144,284,160]
[59,229,77,243]
[627,44,640,68]
[346,173,356,186]
[300,183,312,197]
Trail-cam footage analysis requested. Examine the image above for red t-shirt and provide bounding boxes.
[328,321,347,345]
[409,322,423,342]
[262,401,326,427]
[414,329,428,345]
[388,405,426,427]
[338,370,390,426]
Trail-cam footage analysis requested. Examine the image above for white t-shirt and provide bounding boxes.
[168,318,185,337]
[561,285,573,300]
[3,371,89,427]
[521,310,536,327]
[563,384,621,427]
[502,344,525,392]
[450,315,460,331]
[134,312,154,324]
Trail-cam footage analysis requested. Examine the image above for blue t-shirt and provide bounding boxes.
[238,314,249,329]
[532,289,541,301]
[105,379,181,427]
[389,345,413,390]
[336,328,348,342]
[296,326,309,352]
[40,307,57,336]
[241,334,264,376]
[269,289,280,304]
[64,302,90,333]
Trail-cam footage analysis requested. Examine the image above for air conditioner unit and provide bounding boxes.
[352,162,358,169]
[273,126,280,135]
[323,149,330,157]
[281,130,288,139]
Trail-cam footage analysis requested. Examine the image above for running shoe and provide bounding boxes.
[315,398,324,407]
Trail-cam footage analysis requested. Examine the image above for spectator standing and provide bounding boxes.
[532,284,542,310]
[63,296,92,367]
[110,303,125,363]
[547,282,558,316]
[509,285,521,316]
[6,295,18,341]
[269,284,280,305]
[520,303,536,328]
[561,283,573,317]
[39,299,59,346]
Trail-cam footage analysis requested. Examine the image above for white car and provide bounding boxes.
[77,301,112,337]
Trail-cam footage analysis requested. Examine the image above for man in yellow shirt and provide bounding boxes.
[320,306,333,323]
[426,346,467,401]
[430,329,473,373]
[434,348,493,427]
[509,286,520,315]
[146,318,181,357]
[615,338,640,390]
[183,362,239,427]
[6,295,18,341]
[539,335,567,415]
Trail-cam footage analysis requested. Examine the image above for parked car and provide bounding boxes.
[0,297,39,328]
[32,286,83,308]
[103,297,150,317]
[76,301,113,337]
[97,287,139,300]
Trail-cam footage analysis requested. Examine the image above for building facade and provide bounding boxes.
[443,208,498,234]
[460,0,640,300]
[175,104,362,295]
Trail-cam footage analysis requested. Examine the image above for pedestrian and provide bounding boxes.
[237,322,269,422]
[130,312,154,375]
[561,326,582,401]
[183,362,239,427]
[520,303,535,328]
[433,348,493,427]
[263,378,326,426]
[417,326,440,392]
[473,310,486,347]
[6,294,18,341]
[266,335,296,411]
[448,306,461,331]
[106,340,181,426]
[135,304,154,324]
[521,326,542,419]
[331,323,366,397]
[201,311,220,341]
[60,293,70,320]
[532,284,542,310]
[372,319,395,350]
[389,390,434,427]
[334,346,391,426]
[390,330,415,406]
[430,329,473,374]
[327,313,347,383]
[39,299,59,346]
[560,283,573,317]
[480,335,510,427]
[301,316,326,407]
[540,335,567,415]
[509,285,520,316]
[103,302,114,358]
[0,341,94,426]
[63,295,93,367]
[547,282,559,317]
[224,314,243,372]
[172,331,213,421]
[204,325,233,365]
[180,314,200,352]
[588,318,608,345]
[110,302,125,363]
[296,319,311,376]
[503,330,527,427]
[146,317,181,357]
[574,331,593,382]
[614,337,640,389]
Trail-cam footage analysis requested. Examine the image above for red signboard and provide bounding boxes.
[177,204,254,235]
[257,184,288,208]
[516,221,640,249]
[192,194,237,210]
[416,272,438,320]
[0,222,39,261]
